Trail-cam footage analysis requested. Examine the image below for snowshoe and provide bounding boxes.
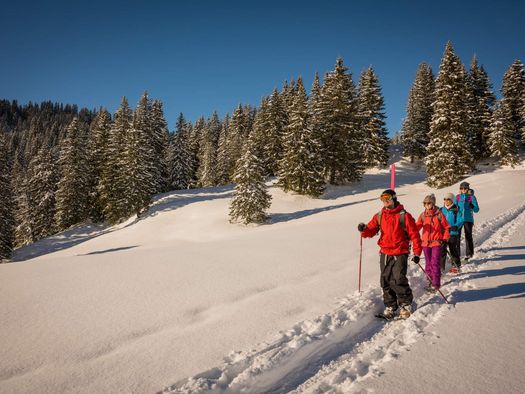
[399,304,412,319]
[448,266,461,274]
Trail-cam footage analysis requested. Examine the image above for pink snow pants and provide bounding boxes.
[423,246,442,288]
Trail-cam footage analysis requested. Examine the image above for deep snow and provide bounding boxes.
[1,157,525,394]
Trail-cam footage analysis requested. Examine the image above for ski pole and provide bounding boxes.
[415,262,450,305]
[358,234,363,293]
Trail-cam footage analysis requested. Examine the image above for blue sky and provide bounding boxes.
[2,0,524,135]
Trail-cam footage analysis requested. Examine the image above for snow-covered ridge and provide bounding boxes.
[164,201,525,393]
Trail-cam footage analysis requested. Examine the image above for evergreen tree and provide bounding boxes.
[188,118,205,187]
[357,66,389,167]
[278,77,325,196]
[88,108,112,221]
[100,97,133,223]
[264,90,287,175]
[229,138,272,225]
[488,100,520,166]
[466,55,496,157]
[314,57,363,184]
[126,92,156,215]
[224,105,249,181]
[501,59,525,140]
[150,100,170,193]
[168,113,193,190]
[215,114,231,184]
[25,147,59,240]
[197,114,220,187]
[0,134,15,261]
[400,63,434,162]
[55,118,91,229]
[425,42,473,187]
[309,71,322,112]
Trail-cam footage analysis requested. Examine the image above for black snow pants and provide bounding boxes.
[379,253,413,309]
[459,222,474,258]
[440,234,461,271]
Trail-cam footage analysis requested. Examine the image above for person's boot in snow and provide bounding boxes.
[383,306,396,319]
[399,304,412,319]
[425,281,435,293]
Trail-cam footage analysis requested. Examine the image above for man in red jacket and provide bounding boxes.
[358,189,422,319]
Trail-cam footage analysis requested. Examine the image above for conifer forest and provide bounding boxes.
[1,42,525,261]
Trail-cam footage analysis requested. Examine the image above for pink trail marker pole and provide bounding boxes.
[358,235,363,293]
[390,163,396,190]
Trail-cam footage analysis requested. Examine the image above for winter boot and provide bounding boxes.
[425,281,434,293]
[383,306,396,319]
[399,304,412,319]
[448,266,461,274]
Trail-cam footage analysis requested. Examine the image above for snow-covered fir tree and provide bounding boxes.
[249,98,271,170]
[55,118,91,229]
[88,108,112,222]
[126,92,156,215]
[168,113,193,190]
[25,147,59,240]
[264,90,287,175]
[215,114,231,185]
[314,57,363,184]
[0,134,14,261]
[400,63,434,162]
[224,105,249,181]
[150,100,170,193]
[357,66,389,168]
[425,42,473,187]
[100,97,133,223]
[197,115,219,187]
[466,55,496,158]
[489,100,520,166]
[278,77,325,196]
[186,118,203,188]
[501,59,525,141]
[229,138,272,225]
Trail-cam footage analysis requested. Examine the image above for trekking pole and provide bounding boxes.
[358,234,363,293]
[415,262,451,305]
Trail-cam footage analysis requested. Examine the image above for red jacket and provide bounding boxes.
[362,203,422,256]
[416,208,450,247]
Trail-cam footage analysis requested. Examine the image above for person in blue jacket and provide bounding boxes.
[441,192,463,272]
[456,181,480,260]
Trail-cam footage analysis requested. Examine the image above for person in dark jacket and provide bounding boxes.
[358,189,422,319]
[456,181,480,260]
[441,192,463,273]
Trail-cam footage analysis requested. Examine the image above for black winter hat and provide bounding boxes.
[381,189,397,200]
[460,181,470,189]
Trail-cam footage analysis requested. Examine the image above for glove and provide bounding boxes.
[469,203,474,209]
[411,255,420,264]
[357,223,366,232]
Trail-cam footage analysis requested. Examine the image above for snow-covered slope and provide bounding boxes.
[1,159,525,394]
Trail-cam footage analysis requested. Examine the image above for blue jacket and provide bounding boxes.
[441,204,463,235]
[456,189,480,223]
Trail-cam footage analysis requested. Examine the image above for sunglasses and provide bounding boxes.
[460,187,468,190]
[444,198,452,201]
[380,194,393,202]
[424,202,434,205]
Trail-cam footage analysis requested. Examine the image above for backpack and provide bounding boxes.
[456,194,473,204]
[377,209,407,232]
[418,209,445,229]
